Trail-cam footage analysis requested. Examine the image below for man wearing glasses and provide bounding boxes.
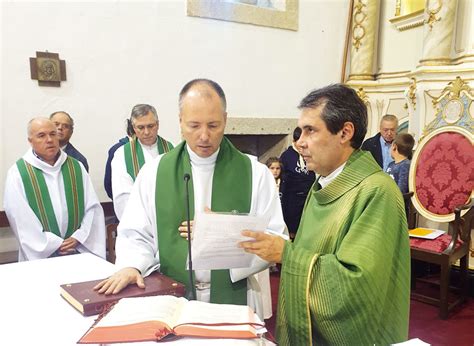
[111,104,174,220]
[50,111,89,172]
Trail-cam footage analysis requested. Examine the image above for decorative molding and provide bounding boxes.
[424,0,442,31]
[389,9,424,31]
[356,87,369,105]
[347,73,376,81]
[407,78,417,110]
[375,70,411,79]
[352,0,367,51]
[437,76,472,100]
[423,77,474,136]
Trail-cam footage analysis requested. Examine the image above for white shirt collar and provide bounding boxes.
[138,138,158,151]
[318,162,346,189]
[186,144,220,167]
[26,148,67,172]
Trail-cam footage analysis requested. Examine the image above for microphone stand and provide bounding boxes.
[183,173,195,300]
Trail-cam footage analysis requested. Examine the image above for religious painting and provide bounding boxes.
[187,0,298,31]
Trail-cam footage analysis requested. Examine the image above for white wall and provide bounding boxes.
[0,0,350,206]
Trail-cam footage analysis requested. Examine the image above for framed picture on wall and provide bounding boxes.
[187,0,298,31]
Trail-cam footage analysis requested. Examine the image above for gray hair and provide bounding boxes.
[130,104,158,123]
[27,117,54,137]
[50,111,74,129]
[380,114,398,126]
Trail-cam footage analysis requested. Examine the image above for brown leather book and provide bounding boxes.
[60,272,186,316]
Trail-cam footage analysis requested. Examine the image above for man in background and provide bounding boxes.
[240,84,410,345]
[111,104,173,220]
[50,111,89,171]
[361,114,398,171]
[280,127,315,238]
[4,117,105,261]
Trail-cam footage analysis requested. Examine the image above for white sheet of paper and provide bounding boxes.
[190,212,269,270]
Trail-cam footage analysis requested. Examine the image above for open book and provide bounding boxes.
[78,295,265,344]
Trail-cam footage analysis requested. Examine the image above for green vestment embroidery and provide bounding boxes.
[16,156,85,239]
[124,136,174,181]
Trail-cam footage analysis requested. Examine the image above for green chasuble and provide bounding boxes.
[277,150,410,345]
[16,156,85,239]
[155,138,251,304]
[124,136,174,181]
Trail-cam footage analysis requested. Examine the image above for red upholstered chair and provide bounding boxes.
[408,125,474,319]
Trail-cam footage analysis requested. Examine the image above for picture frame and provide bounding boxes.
[187,0,298,31]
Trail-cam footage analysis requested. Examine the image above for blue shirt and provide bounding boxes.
[379,136,394,172]
[386,159,411,194]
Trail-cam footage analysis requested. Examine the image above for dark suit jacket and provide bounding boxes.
[103,136,129,199]
[64,142,89,172]
[361,133,383,168]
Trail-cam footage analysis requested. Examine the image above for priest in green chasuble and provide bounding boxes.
[96,79,286,319]
[240,84,410,345]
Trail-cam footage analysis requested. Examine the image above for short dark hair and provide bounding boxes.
[298,84,368,149]
[292,127,302,142]
[179,78,227,112]
[394,133,415,160]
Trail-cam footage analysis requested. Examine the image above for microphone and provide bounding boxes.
[183,173,195,300]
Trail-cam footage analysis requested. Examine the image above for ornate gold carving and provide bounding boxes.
[407,78,417,110]
[439,76,471,99]
[352,0,367,51]
[423,77,474,137]
[424,0,442,30]
[356,87,369,105]
[395,0,401,16]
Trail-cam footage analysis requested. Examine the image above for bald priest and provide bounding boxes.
[4,117,105,261]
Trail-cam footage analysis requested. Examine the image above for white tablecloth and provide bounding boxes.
[0,253,274,346]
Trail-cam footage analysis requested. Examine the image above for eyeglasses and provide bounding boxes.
[53,122,72,130]
[133,123,158,132]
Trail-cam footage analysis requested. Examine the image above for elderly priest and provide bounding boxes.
[4,117,106,261]
[240,84,410,345]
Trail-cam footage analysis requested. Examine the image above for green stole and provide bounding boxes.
[155,137,251,304]
[124,136,173,181]
[16,156,85,238]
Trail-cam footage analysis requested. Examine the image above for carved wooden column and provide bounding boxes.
[348,0,380,81]
[419,0,458,66]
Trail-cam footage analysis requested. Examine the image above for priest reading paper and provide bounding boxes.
[4,117,106,261]
[95,79,285,319]
[240,84,410,345]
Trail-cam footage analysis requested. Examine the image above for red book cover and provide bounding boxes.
[60,272,186,316]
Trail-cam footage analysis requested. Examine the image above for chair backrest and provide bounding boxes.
[409,77,474,223]
[409,126,473,222]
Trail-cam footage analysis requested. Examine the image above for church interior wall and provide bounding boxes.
[0,0,350,207]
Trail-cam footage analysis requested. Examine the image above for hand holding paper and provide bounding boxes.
[239,230,287,263]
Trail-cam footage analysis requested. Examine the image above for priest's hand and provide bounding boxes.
[239,230,286,263]
[93,267,145,295]
[178,207,212,240]
[58,237,79,255]
[178,220,194,240]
